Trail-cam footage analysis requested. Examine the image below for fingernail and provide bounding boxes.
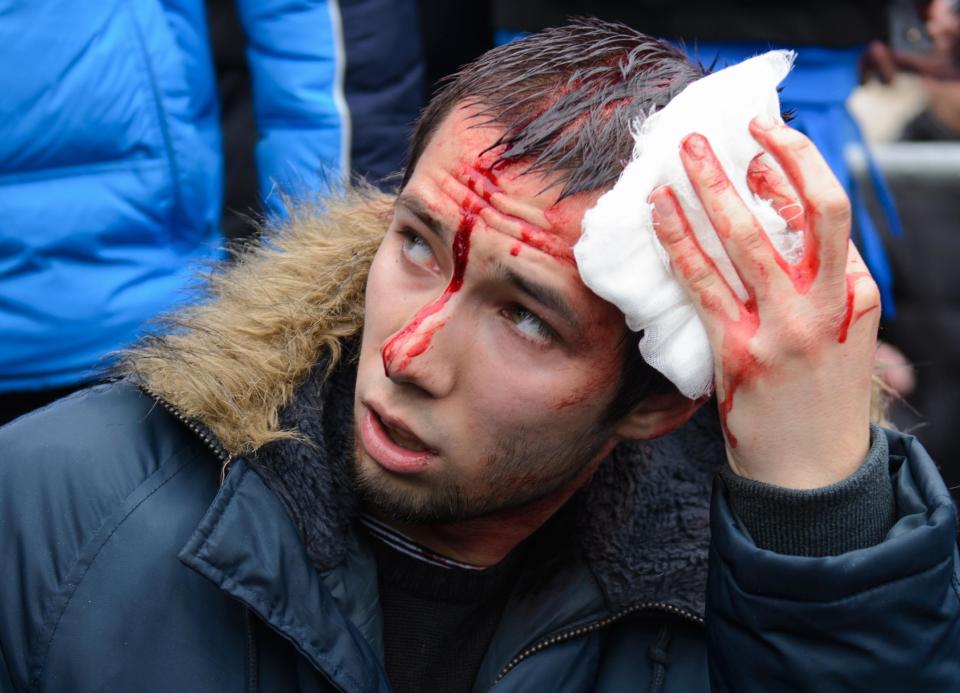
[651,188,675,217]
[682,134,707,160]
[753,114,776,130]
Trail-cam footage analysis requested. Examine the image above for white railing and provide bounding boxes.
[847,142,960,181]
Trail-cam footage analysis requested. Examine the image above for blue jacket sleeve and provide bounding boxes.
[234,0,423,216]
[706,430,960,690]
[235,0,350,213]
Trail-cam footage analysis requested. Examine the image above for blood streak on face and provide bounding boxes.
[467,167,498,203]
[517,227,577,264]
[383,148,586,378]
[554,391,591,410]
[381,200,479,376]
[460,162,578,265]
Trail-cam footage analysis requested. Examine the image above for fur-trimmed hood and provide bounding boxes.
[120,187,724,617]
[120,186,391,455]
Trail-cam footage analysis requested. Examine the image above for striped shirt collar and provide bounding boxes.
[359,513,488,571]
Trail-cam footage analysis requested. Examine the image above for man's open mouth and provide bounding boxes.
[379,414,431,453]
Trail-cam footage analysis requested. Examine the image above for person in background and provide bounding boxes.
[870,74,960,490]
[0,0,423,425]
[491,1,925,323]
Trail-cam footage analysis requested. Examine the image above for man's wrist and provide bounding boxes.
[720,424,895,557]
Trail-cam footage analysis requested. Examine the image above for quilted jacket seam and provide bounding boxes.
[720,552,953,606]
[28,442,202,691]
[189,558,361,692]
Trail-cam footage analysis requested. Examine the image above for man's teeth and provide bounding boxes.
[384,423,428,452]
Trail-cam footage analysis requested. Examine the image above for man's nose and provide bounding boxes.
[380,293,458,396]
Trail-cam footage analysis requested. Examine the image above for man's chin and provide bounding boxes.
[351,447,469,524]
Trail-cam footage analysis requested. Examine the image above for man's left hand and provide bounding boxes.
[650,115,881,489]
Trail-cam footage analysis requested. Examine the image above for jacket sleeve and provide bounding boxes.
[706,429,960,690]
[234,0,423,215]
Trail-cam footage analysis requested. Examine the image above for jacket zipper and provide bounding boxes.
[138,384,234,480]
[492,601,703,685]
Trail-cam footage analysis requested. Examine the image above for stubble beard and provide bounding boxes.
[351,423,611,524]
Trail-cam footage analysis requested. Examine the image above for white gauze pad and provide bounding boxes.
[574,50,798,399]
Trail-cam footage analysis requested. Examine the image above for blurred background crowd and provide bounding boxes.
[1,0,957,496]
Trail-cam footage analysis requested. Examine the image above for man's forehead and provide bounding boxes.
[407,105,603,251]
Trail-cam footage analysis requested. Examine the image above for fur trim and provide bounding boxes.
[577,406,723,614]
[118,186,392,455]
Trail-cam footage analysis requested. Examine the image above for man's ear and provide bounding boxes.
[612,391,706,441]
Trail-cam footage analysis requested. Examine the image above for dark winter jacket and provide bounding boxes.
[2,190,959,692]
[492,1,887,47]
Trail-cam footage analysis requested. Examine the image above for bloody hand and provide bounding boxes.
[650,116,881,489]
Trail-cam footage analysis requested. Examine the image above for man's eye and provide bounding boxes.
[399,229,438,270]
[503,305,556,346]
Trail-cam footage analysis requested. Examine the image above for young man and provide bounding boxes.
[1,19,957,693]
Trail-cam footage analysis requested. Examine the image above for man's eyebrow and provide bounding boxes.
[496,262,582,335]
[395,195,448,241]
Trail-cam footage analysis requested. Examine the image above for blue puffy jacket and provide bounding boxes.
[0,0,421,392]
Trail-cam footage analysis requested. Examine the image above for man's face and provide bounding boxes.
[353,105,627,522]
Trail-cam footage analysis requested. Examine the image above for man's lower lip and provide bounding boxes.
[360,407,436,474]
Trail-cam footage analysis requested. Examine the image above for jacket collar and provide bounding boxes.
[250,346,723,617]
[178,458,391,693]
[176,351,723,688]
[224,341,721,616]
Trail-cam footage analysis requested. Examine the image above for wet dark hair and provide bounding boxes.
[403,18,706,421]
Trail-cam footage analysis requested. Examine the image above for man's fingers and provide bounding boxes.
[845,241,882,318]
[837,242,881,344]
[680,133,787,299]
[746,153,805,232]
[650,185,742,322]
[749,117,851,283]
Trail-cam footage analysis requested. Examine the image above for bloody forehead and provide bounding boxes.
[453,161,579,265]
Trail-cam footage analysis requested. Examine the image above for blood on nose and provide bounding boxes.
[381,202,478,377]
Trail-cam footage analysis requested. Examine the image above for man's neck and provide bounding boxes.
[372,447,612,567]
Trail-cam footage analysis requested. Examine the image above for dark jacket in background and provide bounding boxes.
[871,115,960,492]
[492,0,886,46]
[209,0,424,242]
